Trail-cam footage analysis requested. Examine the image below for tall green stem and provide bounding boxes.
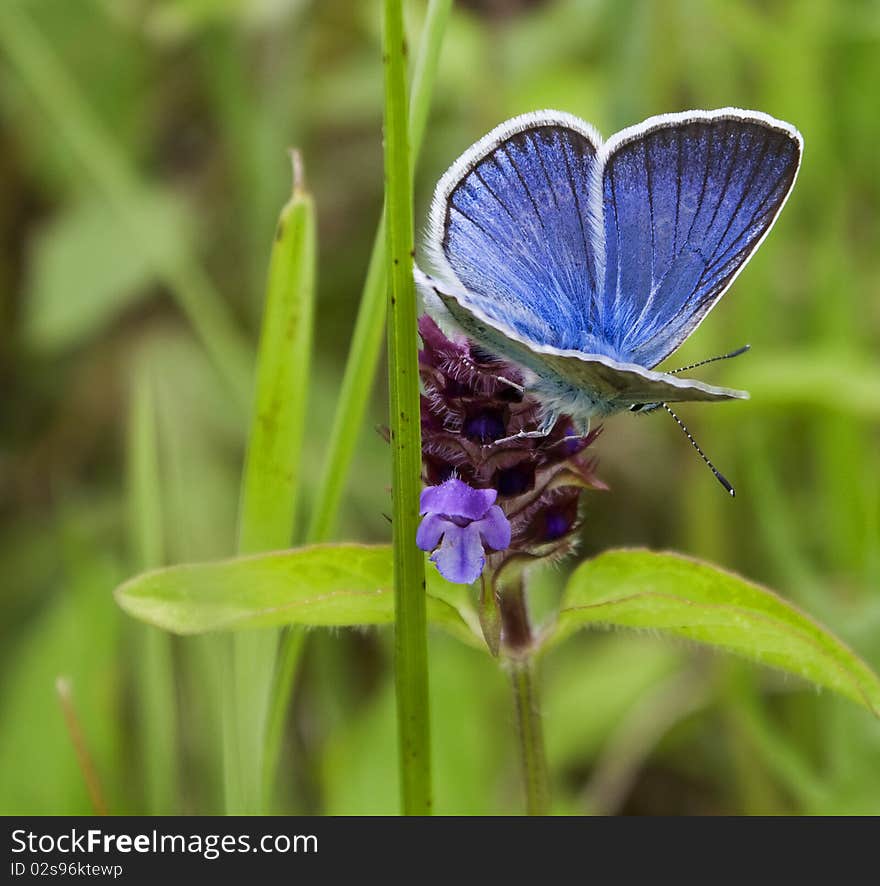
[383,0,431,815]
[510,660,550,816]
[501,580,550,815]
[262,0,451,804]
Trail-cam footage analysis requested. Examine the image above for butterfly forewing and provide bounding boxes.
[423,109,800,421]
[433,115,608,354]
[601,113,802,367]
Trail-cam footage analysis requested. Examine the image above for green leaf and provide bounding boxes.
[237,152,316,555]
[231,152,317,814]
[552,549,880,717]
[114,544,478,647]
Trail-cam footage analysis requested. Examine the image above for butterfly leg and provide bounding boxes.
[492,374,525,394]
[544,416,593,451]
[490,411,559,446]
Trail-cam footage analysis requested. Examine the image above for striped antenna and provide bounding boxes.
[663,404,735,497]
[669,344,750,375]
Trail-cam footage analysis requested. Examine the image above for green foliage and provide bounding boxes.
[226,153,318,813]
[114,543,880,721]
[127,362,177,815]
[383,0,432,814]
[0,509,125,815]
[554,550,880,717]
[306,0,452,543]
[114,544,476,644]
[2,0,879,816]
[237,156,316,554]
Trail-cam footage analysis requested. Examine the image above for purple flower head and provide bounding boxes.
[416,478,511,584]
[416,315,606,653]
[418,315,605,568]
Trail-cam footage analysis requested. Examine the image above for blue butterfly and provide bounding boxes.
[416,109,802,492]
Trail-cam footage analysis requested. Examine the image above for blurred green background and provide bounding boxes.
[1,0,878,815]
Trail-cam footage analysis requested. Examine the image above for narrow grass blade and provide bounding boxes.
[226,154,317,815]
[237,150,316,555]
[127,363,176,815]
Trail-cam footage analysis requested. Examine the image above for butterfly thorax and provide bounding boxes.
[529,373,625,428]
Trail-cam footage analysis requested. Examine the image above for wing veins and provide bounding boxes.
[701,129,773,272]
[559,132,598,296]
[447,201,508,254]
[670,124,716,328]
[607,161,623,343]
[532,134,561,211]
[499,143,547,233]
[673,127,682,259]
[703,135,791,275]
[692,135,794,295]
[626,135,658,342]
[472,167,519,224]
[702,121,742,240]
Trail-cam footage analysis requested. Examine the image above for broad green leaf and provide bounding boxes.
[115,544,479,647]
[552,549,880,717]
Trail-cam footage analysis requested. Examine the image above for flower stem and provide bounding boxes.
[509,659,550,816]
[501,579,550,815]
[384,0,432,815]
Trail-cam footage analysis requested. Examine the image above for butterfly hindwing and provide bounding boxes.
[424,277,747,411]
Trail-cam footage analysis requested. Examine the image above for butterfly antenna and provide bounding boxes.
[669,344,751,375]
[662,404,735,497]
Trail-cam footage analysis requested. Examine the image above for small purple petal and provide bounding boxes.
[473,504,512,552]
[415,513,447,552]
[429,523,485,585]
[419,478,496,521]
